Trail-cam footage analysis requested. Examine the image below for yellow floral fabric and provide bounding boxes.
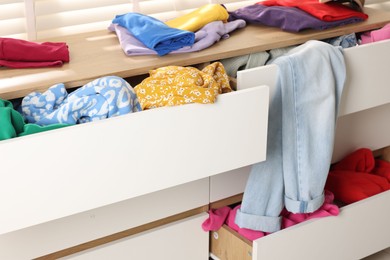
[165,4,229,32]
[135,62,232,110]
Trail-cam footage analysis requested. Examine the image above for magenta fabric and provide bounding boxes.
[0,38,70,68]
[202,190,338,241]
[360,23,390,44]
[201,206,231,231]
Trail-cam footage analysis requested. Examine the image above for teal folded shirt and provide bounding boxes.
[0,99,69,141]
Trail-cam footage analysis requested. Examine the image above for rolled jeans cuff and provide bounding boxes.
[235,208,282,233]
[284,192,325,214]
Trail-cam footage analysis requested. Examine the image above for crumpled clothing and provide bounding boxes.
[0,38,69,68]
[21,76,141,126]
[325,148,390,204]
[165,4,229,32]
[112,13,194,56]
[0,99,68,141]
[202,190,338,241]
[134,62,232,110]
[324,33,358,48]
[108,20,246,56]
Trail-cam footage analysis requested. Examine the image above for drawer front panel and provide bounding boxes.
[0,178,208,260]
[253,191,390,260]
[60,213,209,260]
[210,166,250,203]
[0,85,269,235]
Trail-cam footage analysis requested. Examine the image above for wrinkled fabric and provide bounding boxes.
[112,13,194,56]
[21,76,141,126]
[202,190,338,241]
[260,0,368,22]
[165,4,229,32]
[134,62,231,109]
[229,4,364,32]
[235,41,345,232]
[0,99,68,141]
[108,20,246,56]
[325,148,390,204]
[0,38,69,68]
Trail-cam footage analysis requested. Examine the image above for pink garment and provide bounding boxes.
[281,190,339,228]
[202,190,339,241]
[0,38,70,68]
[360,23,390,44]
[201,206,230,231]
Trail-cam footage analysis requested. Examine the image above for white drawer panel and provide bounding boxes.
[253,191,390,260]
[0,178,208,260]
[236,40,390,117]
[210,166,250,203]
[0,85,269,235]
[60,213,209,260]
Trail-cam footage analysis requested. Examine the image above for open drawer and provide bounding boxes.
[0,85,269,235]
[210,190,390,260]
[209,39,390,259]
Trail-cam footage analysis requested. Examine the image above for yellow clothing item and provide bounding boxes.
[135,62,232,110]
[165,4,229,32]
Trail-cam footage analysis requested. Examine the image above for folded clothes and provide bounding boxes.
[165,4,229,32]
[260,0,368,22]
[0,38,70,68]
[21,76,141,125]
[135,62,232,110]
[108,19,246,56]
[112,13,194,56]
[0,99,68,141]
[229,4,364,32]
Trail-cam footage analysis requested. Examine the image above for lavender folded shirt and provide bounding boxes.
[108,19,246,56]
[228,4,363,32]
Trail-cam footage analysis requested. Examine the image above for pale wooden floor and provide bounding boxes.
[363,248,390,259]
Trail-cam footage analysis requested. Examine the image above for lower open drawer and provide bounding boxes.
[210,190,390,260]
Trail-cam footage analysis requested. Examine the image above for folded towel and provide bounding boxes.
[0,38,70,68]
[165,4,229,32]
[112,13,195,56]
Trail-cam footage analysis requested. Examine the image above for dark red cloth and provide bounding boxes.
[259,0,368,22]
[0,38,70,68]
[326,148,390,204]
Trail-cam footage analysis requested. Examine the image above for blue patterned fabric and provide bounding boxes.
[21,76,141,125]
[112,12,195,56]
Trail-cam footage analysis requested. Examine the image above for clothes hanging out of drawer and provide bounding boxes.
[235,40,346,233]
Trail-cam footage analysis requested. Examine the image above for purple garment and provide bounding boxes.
[228,4,363,32]
[108,20,246,56]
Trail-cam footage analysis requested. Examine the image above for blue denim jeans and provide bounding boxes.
[235,40,346,232]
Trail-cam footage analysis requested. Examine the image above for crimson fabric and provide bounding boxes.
[259,0,368,22]
[0,38,70,68]
[326,148,390,204]
[325,171,390,204]
[331,147,375,172]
